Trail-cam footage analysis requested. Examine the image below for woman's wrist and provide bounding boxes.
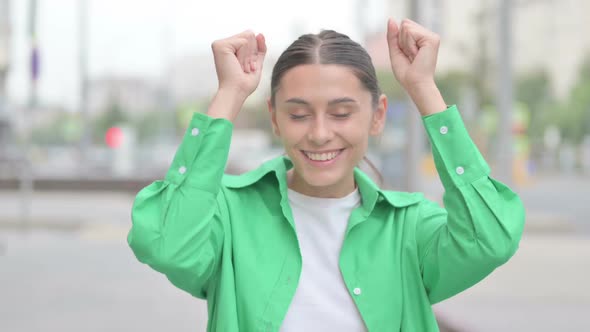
[207,88,248,122]
[406,81,447,117]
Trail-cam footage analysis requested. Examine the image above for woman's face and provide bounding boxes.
[268,64,387,198]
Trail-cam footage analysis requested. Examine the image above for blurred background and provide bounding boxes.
[1,0,589,331]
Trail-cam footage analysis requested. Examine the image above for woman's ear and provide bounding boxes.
[370,94,388,136]
[267,98,280,136]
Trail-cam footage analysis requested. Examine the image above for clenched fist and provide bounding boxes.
[211,30,267,100]
[386,18,446,116]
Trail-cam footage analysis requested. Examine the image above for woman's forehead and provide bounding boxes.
[275,64,370,102]
[280,63,358,82]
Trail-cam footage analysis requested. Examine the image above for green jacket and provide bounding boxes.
[128,105,525,331]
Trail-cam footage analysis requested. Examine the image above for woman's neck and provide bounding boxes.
[286,169,357,198]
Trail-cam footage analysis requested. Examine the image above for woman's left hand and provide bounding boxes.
[386,18,447,116]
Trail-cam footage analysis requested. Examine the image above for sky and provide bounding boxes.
[6,0,391,110]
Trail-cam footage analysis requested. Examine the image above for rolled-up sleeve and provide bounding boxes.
[416,105,525,304]
[128,112,233,299]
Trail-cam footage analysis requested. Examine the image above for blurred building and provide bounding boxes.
[166,54,218,105]
[88,76,161,116]
[166,53,274,107]
[436,0,590,98]
[509,0,590,97]
[367,0,590,98]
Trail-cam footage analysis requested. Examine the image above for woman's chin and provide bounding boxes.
[302,176,340,189]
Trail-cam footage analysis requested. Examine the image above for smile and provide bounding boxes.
[301,149,344,162]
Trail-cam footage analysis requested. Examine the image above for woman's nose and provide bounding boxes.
[307,117,334,146]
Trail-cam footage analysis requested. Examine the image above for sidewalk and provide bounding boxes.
[434,232,590,331]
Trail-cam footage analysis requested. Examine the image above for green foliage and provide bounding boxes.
[515,70,554,140]
[30,112,82,145]
[435,71,471,104]
[488,59,590,146]
[92,101,129,143]
[134,111,170,144]
[544,54,590,145]
[175,101,209,133]
[516,71,552,109]
[376,70,405,101]
[558,80,590,144]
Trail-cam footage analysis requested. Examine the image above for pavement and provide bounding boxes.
[0,173,589,331]
[433,232,590,331]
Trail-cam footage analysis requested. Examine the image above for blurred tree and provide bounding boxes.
[92,101,129,144]
[239,100,277,147]
[435,70,472,105]
[377,69,405,102]
[30,111,82,145]
[515,70,554,141]
[134,110,169,144]
[553,54,590,145]
[175,100,208,134]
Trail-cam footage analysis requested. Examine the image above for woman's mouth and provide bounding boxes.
[300,149,345,166]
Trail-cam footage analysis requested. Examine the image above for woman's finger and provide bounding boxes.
[245,31,258,73]
[233,37,250,73]
[399,21,415,62]
[404,26,419,61]
[212,35,247,56]
[387,19,409,69]
[255,33,267,72]
[231,30,255,73]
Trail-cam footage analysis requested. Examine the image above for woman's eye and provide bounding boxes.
[289,114,308,120]
[332,113,351,119]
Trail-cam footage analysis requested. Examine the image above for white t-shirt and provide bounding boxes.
[280,188,368,332]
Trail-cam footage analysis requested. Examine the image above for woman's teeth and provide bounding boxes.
[304,150,341,161]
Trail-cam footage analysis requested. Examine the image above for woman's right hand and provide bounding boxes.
[211,30,267,101]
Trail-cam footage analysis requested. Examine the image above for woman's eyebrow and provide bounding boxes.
[327,97,358,106]
[284,98,311,106]
[284,97,358,106]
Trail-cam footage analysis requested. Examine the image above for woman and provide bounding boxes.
[128,18,525,331]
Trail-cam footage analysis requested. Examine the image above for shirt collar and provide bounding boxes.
[223,155,422,209]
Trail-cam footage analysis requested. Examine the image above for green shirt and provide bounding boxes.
[128,105,525,331]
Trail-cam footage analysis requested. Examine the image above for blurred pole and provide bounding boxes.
[158,11,174,149]
[28,0,38,108]
[0,0,9,110]
[0,0,10,154]
[21,0,35,225]
[404,0,424,192]
[496,0,514,186]
[78,0,89,172]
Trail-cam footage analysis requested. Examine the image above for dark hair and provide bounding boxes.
[270,30,381,109]
[271,29,385,186]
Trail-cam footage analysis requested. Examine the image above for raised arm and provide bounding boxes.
[386,18,525,303]
[127,30,267,298]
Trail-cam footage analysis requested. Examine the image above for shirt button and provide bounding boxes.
[353,287,362,295]
[191,128,200,136]
[440,126,448,135]
[456,166,464,175]
[179,166,187,174]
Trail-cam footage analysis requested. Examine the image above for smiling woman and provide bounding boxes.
[127,19,525,332]
[270,60,386,197]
